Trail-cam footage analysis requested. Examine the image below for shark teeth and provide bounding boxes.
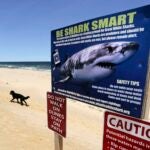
[96,62,115,69]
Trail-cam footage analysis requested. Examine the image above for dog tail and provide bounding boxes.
[25,96,30,100]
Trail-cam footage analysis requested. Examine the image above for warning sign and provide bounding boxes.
[51,5,150,118]
[47,92,66,137]
[103,111,150,150]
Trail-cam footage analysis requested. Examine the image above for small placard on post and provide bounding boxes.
[47,92,66,138]
[103,111,150,150]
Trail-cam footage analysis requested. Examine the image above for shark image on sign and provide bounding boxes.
[55,41,139,84]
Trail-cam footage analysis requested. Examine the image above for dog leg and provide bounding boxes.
[16,98,19,103]
[10,98,15,102]
[20,99,24,105]
[23,100,28,106]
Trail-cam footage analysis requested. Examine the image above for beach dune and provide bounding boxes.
[0,68,105,150]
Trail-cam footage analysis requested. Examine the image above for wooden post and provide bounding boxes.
[142,54,150,120]
[142,73,150,120]
[54,133,63,150]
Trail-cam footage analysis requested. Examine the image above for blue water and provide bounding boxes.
[0,62,51,71]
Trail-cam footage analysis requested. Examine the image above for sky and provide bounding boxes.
[0,0,149,62]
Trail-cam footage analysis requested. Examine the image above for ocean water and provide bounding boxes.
[0,62,51,71]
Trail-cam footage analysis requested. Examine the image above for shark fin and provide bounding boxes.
[55,76,71,84]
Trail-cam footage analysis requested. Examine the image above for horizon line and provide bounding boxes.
[0,61,51,63]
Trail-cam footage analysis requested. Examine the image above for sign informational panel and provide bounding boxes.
[47,92,66,137]
[51,5,150,118]
[103,111,150,150]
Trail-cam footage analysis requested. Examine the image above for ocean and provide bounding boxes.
[0,62,51,71]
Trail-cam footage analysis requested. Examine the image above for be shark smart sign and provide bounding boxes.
[51,5,150,118]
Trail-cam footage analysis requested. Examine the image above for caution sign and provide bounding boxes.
[103,111,150,150]
[47,92,66,137]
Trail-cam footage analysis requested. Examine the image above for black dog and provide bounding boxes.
[10,90,30,106]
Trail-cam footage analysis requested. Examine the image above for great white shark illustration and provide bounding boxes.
[55,41,139,84]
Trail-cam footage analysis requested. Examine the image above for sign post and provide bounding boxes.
[142,63,150,120]
[54,133,63,150]
[47,92,66,150]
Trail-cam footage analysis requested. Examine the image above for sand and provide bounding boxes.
[0,68,106,150]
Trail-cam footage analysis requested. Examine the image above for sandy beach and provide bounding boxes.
[0,68,106,150]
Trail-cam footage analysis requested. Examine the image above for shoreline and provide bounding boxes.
[0,66,51,72]
[0,61,51,72]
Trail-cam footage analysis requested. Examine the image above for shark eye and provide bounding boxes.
[107,46,114,53]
